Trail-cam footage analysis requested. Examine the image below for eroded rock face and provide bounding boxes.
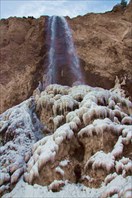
[0,2,132,114]
[0,84,131,197]
[0,16,47,114]
[68,0,132,95]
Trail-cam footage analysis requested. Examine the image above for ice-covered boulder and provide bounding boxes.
[0,84,132,197]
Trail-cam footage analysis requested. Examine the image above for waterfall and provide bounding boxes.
[43,16,57,87]
[60,16,80,69]
[43,16,84,87]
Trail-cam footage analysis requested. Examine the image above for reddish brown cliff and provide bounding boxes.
[0,16,47,113]
[68,0,132,92]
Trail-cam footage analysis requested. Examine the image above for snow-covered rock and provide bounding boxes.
[0,98,44,194]
[0,84,132,197]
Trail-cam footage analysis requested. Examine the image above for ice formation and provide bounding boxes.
[0,98,44,194]
[110,76,128,98]
[0,84,132,197]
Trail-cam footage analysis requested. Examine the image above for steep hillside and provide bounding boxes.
[0,16,47,113]
[69,0,132,91]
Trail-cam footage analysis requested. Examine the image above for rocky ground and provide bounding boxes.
[0,1,132,114]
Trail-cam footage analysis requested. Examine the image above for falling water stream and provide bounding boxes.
[43,16,84,87]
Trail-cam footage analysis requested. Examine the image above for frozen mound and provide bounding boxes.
[0,84,132,197]
[0,98,44,195]
[26,84,132,194]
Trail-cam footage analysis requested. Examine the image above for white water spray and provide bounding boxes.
[60,16,80,69]
[44,16,84,87]
[44,16,57,87]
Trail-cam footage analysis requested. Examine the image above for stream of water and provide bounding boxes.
[43,16,84,87]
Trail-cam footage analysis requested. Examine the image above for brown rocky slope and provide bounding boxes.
[0,16,47,113]
[0,1,132,114]
[68,0,132,91]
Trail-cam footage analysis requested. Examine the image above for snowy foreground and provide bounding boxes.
[2,175,132,198]
[0,84,132,197]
